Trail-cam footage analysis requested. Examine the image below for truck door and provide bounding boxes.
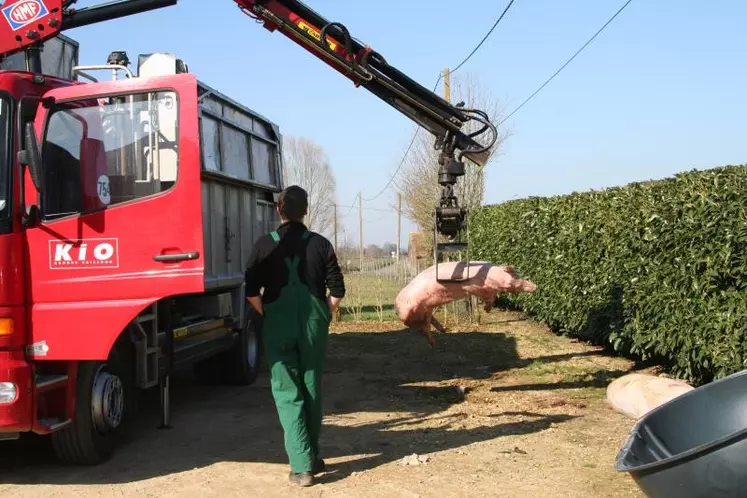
[23,73,204,360]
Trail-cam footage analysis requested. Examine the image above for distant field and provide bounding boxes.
[338,274,401,322]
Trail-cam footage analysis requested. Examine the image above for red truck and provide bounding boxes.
[0,0,497,465]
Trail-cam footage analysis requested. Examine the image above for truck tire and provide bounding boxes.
[225,314,261,385]
[193,314,261,386]
[51,347,135,465]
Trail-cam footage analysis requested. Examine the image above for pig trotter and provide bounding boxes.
[419,326,435,347]
[431,316,446,334]
[482,297,495,313]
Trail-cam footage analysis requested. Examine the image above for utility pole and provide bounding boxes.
[443,67,451,103]
[333,202,338,253]
[358,191,363,271]
[396,193,402,262]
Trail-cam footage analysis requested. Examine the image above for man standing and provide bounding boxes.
[244,185,345,487]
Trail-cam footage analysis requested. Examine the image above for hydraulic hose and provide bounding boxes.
[319,22,356,67]
[456,110,498,162]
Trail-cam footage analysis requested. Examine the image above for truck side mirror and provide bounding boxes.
[17,121,43,193]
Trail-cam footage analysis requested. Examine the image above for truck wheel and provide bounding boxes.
[51,348,134,465]
[225,315,261,385]
[193,315,261,385]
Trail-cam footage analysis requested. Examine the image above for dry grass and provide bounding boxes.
[323,310,647,497]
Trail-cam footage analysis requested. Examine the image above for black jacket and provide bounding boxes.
[244,220,345,304]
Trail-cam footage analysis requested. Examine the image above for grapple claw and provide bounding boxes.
[433,208,470,283]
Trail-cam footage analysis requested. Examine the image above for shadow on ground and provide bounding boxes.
[0,328,583,486]
[491,369,630,393]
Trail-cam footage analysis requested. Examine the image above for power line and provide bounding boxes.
[365,212,392,224]
[334,203,396,214]
[339,201,357,218]
[451,0,518,74]
[361,75,442,202]
[360,1,518,202]
[499,0,636,126]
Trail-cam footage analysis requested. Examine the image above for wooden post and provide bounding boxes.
[443,68,451,103]
[358,192,363,271]
[333,202,338,253]
[396,193,402,262]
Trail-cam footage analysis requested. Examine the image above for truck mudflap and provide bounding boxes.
[0,350,32,435]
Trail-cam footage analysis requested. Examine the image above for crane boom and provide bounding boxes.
[234,0,498,244]
[0,0,498,244]
[234,0,495,166]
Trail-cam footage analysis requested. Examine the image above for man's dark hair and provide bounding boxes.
[277,185,308,222]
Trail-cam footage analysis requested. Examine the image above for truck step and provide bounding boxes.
[35,373,69,393]
[134,303,160,390]
[136,313,157,323]
[37,418,72,432]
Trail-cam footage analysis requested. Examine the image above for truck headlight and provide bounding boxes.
[0,382,17,405]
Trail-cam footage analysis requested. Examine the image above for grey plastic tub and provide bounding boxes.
[615,368,747,497]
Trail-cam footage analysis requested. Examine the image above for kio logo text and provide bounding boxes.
[49,238,120,269]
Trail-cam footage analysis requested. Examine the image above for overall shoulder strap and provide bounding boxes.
[269,231,293,270]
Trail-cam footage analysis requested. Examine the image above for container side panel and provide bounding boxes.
[201,116,222,173]
[240,189,254,269]
[201,180,212,278]
[210,181,227,278]
[196,80,283,291]
[226,185,242,276]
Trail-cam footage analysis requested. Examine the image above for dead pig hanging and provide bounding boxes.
[395,261,537,345]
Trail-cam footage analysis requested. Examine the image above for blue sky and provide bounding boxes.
[65,0,746,247]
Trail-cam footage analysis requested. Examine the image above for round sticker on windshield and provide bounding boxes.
[97,175,111,205]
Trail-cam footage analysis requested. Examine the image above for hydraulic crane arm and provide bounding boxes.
[0,0,498,242]
[234,0,499,241]
[234,0,496,167]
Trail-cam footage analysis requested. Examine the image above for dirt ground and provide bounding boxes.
[0,311,651,497]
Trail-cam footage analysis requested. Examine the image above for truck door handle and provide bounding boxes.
[153,251,200,262]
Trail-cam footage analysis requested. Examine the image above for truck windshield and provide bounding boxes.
[0,96,10,224]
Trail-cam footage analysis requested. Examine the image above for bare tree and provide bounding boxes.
[282,135,338,239]
[395,72,509,253]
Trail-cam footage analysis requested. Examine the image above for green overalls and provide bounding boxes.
[262,229,332,473]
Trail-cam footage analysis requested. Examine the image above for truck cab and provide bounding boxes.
[0,36,284,465]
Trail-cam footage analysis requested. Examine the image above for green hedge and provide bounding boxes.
[471,164,747,385]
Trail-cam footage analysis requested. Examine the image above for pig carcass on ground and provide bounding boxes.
[394,261,537,345]
[606,373,694,420]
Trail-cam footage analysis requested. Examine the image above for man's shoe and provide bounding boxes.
[289,471,314,487]
[312,458,326,475]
